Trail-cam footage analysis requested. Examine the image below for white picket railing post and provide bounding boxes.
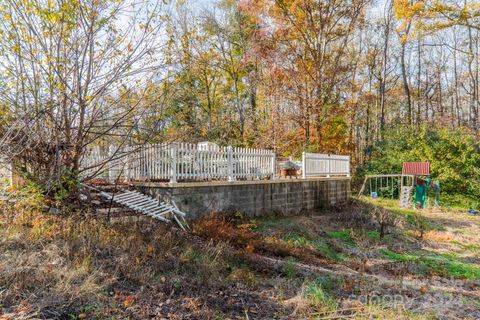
[227,145,234,182]
[108,145,115,183]
[82,142,280,182]
[346,156,351,177]
[169,144,177,183]
[271,151,276,180]
[302,152,306,179]
[301,152,350,178]
[124,146,130,183]
[327,154,331,178]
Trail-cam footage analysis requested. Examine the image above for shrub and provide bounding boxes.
[360,126,480,206]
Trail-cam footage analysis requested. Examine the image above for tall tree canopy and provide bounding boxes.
[1,0,479,199]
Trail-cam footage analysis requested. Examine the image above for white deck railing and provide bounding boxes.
[301,152,350,178]
[82,143,276,183]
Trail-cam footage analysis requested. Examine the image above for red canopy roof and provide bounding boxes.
[402,162,430,175]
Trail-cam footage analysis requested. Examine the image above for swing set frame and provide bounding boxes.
[358,162,431,208]
[357,174,414,198]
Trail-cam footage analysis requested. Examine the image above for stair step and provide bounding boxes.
[84,184,188,230]
[96,207,135,214]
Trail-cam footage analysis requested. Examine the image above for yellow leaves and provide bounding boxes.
[396,0,480,37]
[393,0,424,22]
[179,253,190,263]
[399,34,409,44]
[431,1,453,13]
[411,1,425,11]
[57,82,66,92]
[24,35,33,44]
[394,0,427,42]
[289,1,299,13]
[123,295,135,308]
[45,10,61,23]
[12,43,20,54]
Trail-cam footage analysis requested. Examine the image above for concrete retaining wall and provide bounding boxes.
[135,177,350,218]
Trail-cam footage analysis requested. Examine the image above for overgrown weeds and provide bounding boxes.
[193,214,337,265]
[0,193,478,319]
[0,198,237,318]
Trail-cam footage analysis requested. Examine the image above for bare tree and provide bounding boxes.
[379,0,394,137]
[0,0,170,196]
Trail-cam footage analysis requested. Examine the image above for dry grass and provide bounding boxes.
[0,194,222,318]
[0,194,478,319]
[193,214,333,265]
[0,196,293,319]
[423,230,455,242]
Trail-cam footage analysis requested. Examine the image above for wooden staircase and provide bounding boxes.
[84,185,188,230]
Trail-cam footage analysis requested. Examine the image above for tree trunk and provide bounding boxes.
[400,41,412,128]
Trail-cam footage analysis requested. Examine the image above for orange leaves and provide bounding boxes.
[238,0,264,23]
[193,215,256,247]
[123,295,135,308]
[237,0,365,156]
[110,291,137,309]
[146,243,155,256]
[27,214,63,241]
